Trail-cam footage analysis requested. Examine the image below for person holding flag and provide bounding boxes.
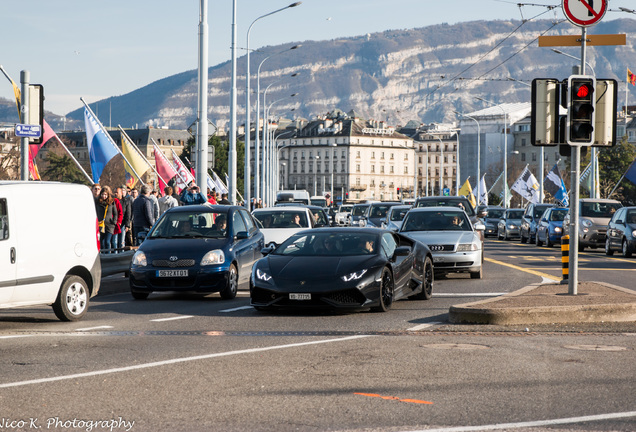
[544,162,569,207]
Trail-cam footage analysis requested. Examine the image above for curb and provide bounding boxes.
[449,281,636,325]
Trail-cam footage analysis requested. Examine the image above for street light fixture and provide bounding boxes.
[455,111,481,203]
[475,97,509,208]
[254,45,300,203]
[245,2,302,208]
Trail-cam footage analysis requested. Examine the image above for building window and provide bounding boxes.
[380,166,385,173]
[521,138,527,147]
[521,153,526,162]
[381,152,385,160]
[356,164,361,173]
[532,152,537,162]
[371,151,375,159]
[371,165,375,173]
[356,178,361,186]
[404,166,408,174]
[356,151,361,158]
[390,166,394,173]
[390,153,394,160]
[404,153,408,160]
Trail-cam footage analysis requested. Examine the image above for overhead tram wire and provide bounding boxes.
[423,5,558,102]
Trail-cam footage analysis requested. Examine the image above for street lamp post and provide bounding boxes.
[476,98,508,207]
[456,112,480,203]
[245,2,301,208]
[254,45,300,204]
[313,155,320,196]
[264,93,298,204]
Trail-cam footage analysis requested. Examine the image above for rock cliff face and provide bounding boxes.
[6,18,636,131]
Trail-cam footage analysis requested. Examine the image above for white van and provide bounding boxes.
[0,181,101,321]
[275,190,310,205]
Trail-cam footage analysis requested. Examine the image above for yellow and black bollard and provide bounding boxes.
[560,235,569,284]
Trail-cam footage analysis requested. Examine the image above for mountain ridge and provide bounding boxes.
[2,17,635,132]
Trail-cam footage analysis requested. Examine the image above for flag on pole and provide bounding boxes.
[479,175,488,205]
[512,166,541,204]
[624,158,636,185]
[544,163,569,207]
[153,144,178,194]
[84,107,120,184]
[121,133,150,188]
[458,178,477,208]
[628,68,636,86]
[171,149,195,191]
[580,162,593,192]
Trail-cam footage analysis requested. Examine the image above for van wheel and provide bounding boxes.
[52,275,89,321]
[220,264,238,300]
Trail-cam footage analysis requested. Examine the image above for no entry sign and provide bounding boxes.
[562,0,607,27]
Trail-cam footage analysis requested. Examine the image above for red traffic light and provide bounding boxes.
[576,84,590,98]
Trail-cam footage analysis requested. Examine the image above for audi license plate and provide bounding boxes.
[289,293,311,300]
[157,270,188,277]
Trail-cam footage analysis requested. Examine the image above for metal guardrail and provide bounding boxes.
[100,248,136,278]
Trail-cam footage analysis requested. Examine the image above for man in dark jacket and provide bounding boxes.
[132,184,156,245]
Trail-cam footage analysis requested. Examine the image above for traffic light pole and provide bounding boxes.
[568,26,588,296]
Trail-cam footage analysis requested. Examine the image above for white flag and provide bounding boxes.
[511,167,540,204]
[479,175,488,205]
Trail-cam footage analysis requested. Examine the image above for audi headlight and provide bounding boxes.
[201,249,225,266]
[256,268,272,281]
[342,269,367,282]
[581,219,593,228]
[632,230,636,237]
[457,243,479,252]
[554,227,562,233]
[132,251,147,267]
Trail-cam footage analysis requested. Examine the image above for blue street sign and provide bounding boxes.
[15,124,42,138]
[443,187,450,196]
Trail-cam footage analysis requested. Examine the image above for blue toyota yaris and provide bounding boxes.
[129,205,264,300]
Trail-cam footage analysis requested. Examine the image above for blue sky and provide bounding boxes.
[1,0,634,115]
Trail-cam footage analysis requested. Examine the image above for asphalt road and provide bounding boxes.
[0,239,634,432]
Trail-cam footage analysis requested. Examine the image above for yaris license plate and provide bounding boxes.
[157,270,188,277]
[289,293,311,300]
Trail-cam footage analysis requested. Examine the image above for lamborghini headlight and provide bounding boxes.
[341,269,368,282]
[256,268,272,281]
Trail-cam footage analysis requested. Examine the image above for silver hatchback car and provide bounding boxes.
[563,198,622,252]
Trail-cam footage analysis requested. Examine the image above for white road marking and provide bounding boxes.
[408,322,442,331]
[150,315,194,322]
[0,335,33,340]
[75,326,114,332]
[433,293,505,297]
[404,411,636,432]
[0,335,370,389]
[219,306,253,313]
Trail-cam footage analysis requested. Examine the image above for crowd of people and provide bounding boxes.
[93,181,233,252]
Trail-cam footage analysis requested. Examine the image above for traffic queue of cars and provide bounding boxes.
[491,198,635,259]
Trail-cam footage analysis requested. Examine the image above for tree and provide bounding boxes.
[41,151,90,185]
[598,137,636,205]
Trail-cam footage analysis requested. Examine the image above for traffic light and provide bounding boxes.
[567,75,596,145]
[531,78,560,146]
[396,187,400,197]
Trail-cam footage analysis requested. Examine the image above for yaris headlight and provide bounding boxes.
[341,269,367,282]
[132,251,147,267]
[581,219,593,228]
[201,249,225,266]
[554,226,562,233]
